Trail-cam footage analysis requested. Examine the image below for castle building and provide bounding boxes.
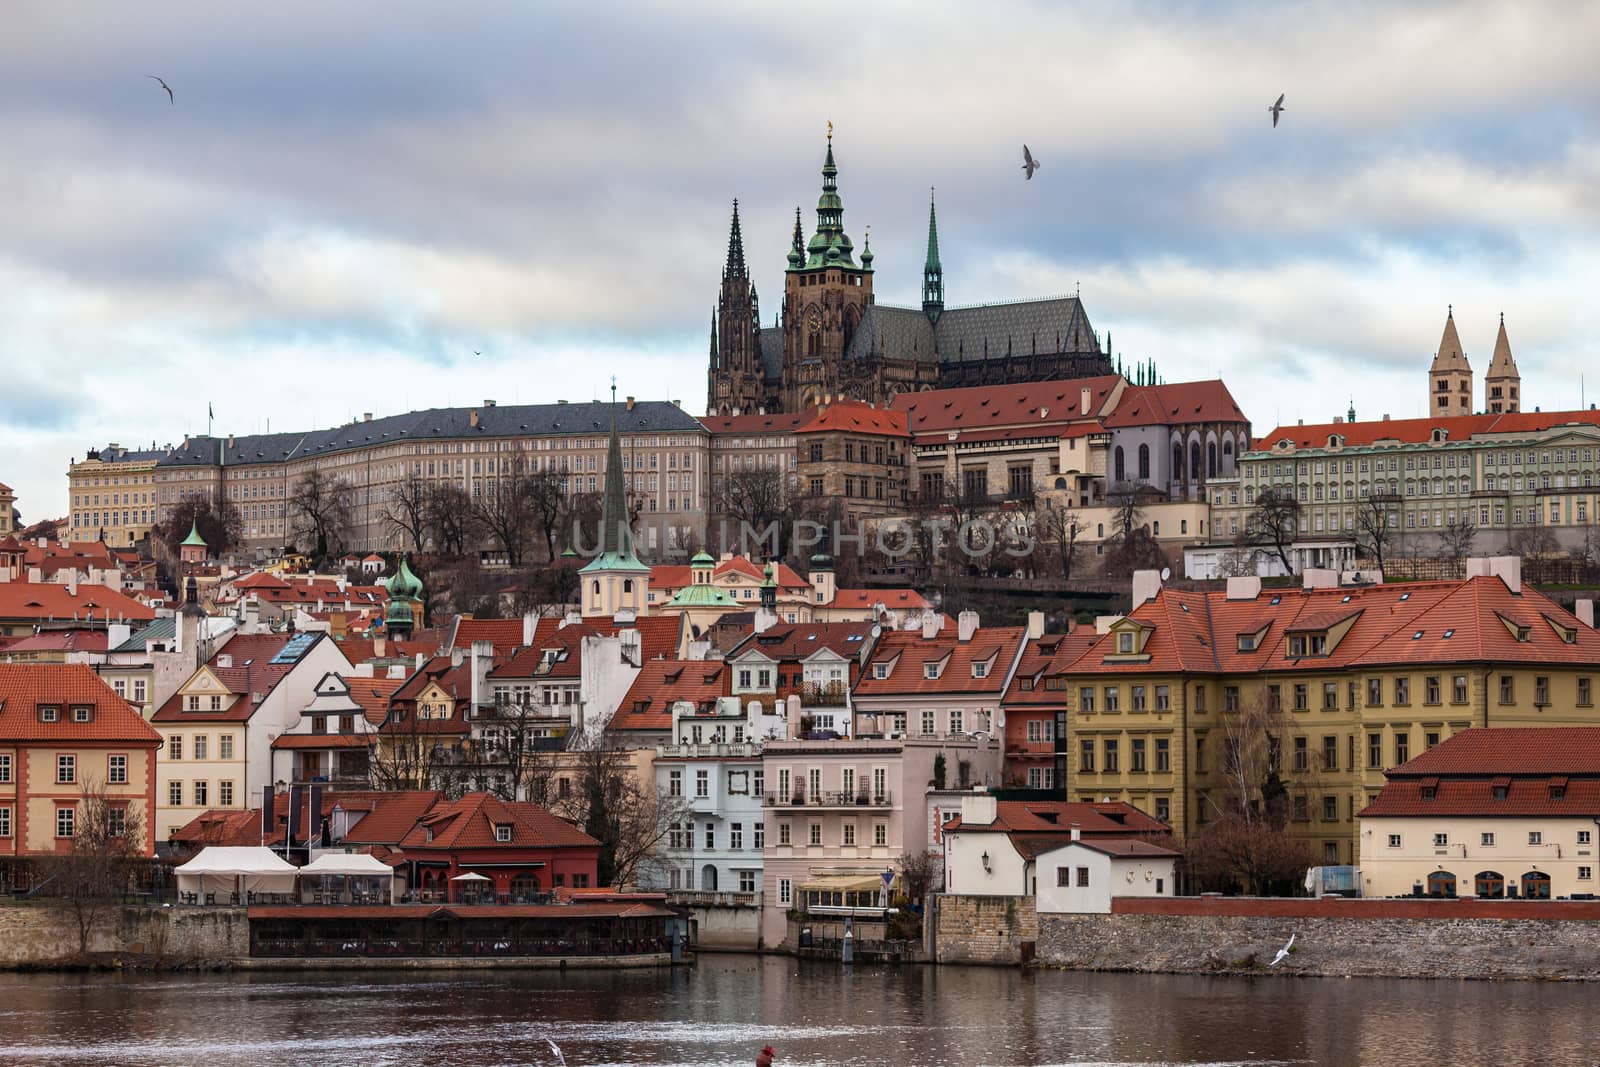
[707,133,1112,416]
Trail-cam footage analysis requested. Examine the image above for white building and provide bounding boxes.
[647,698,766,897]
[1034,838,1180,913]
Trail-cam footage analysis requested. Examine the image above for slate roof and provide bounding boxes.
[847,297,1099,366]
[159,400,706,468]
[758,327,785,383]
[0,664,163,744]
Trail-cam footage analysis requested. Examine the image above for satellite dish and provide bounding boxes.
[1160,567,1172,581]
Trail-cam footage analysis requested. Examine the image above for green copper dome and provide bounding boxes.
[691,550,715,566]
[180,521,207,548]
[666,584,737,609]
[387,555,423,600]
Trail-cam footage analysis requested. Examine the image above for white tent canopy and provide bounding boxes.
[174,846,297,902]
[301,853,395,877]
[451,871,491,882]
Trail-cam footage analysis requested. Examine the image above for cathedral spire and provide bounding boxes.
[787,206,804,268]
[805,124,855,268]
[724,199,747,279]
[922,187,944,322]
[583,384,645,572]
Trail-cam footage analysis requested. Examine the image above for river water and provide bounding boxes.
[0,955,1590,1066]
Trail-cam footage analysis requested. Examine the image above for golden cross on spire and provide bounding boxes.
[827,119,833,140]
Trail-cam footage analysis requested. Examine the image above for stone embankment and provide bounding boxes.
[0,904,247,968]
[934,894,1600,980]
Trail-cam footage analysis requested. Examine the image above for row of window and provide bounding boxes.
[667,768,765,798]
[166,734,236,760]
[1077,737,1172,774]
[665,821,767,851]
[1390,829,1591,849]
[0,805,126,840]
[773,767,890,803]
[1251,447,1599,478]
[1074,675,1591,715]
[774,820,890,848]
[21,753,130,786]
[166,779,236,807]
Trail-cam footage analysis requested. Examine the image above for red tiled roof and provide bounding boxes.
[1100,380,1248,428]
[270,733,371,750]
[0,664,162,744]
[0,581,154,623]
[399,792,598,850]
[1383,727,1600,778]
[891,375,1122,444]
[1057,575,1600,678]
[727,621,875,662]
[453,616,527,654]
[248,902,672,920]
[1,630,111,653]
[610,659,728,731]
[491,619,601,680]
[344,677,407,726]
[1002,630,1102,706]
[698,411,811,435]
[1254,408,1600,452]
[944,800,1170,837]
[796,401,909,438]
[854,626,1025,697]
[828,587,931,610]
[150,633,315,722]
[1360,777,1600,818]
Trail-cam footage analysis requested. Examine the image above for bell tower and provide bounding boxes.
[1427,307,1472,417]
[1485,313,1522,414]
[781,126,874,411]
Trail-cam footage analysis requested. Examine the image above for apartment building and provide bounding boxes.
[66,445,164,547]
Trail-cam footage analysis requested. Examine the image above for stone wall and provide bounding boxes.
[1038,897,1600,981]
[932,894,1038,965]
[0,905,248,965]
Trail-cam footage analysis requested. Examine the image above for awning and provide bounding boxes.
[300,853,394,877]
[798,875,882,894]
[452,871,492,882]
[174,846,297,876]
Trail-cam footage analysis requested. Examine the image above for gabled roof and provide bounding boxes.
[795,401,908,438]
[610,660,728,732]
[452,616,527,654]
[1036,837,1182,859]
[490,620,601,680]
[944,800,1170,838]
[0,664,162,744]
[0,581,155,624]
[726,621,875,662]
[1100,379,1248,428]
[400,792,599,850]
[151,633,330,722]
[342,676,408,726]
[1001,630,1102,706]
[1383,727,1600,778]
[828,587,931,611]
[854,626,1025,697]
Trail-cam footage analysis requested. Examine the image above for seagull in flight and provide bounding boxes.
[472,350,482,357]
[1269,93,1285,128]
[147,75,174,105]
[546,1038,567,1065]
[1269,931,1296,967]
[1021,144,1040,180]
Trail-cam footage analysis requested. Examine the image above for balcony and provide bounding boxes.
[667,890,760,908]
[658,741,763,760]
[763,790,893,809]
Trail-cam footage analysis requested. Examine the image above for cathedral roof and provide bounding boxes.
[758,327,785,384]
[845,296,1101,366]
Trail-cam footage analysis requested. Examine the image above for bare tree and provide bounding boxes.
[549,735,687,888]
[371,709,467,796]
[897,848,938,904]
[1354,498,1395,573]
[44,780,146,957]
[473,476,536,566]
[1437,517,1477,576]
[1576,524,1600,583]
[525,470,568,562]
[1034,496,1083,580]
[381,473,432,553]
[288,469,354,562]
[153,494,243,558]
[1185,815,1313,897]
[1508,524,1559,558]
[426,484,476,559]
[1247,488,1301,576]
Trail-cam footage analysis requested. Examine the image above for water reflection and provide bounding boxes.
[0,956,1589,1065]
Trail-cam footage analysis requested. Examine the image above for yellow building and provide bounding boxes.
[0,480,15,537]
[1054,564,1600,866]
[67,445,163,548]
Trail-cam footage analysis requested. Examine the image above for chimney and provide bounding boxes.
[450,646,466,667]
[470,410,480,429]
[373,634,386,658]
[523,611,538,647]
[920,609,941,640]
[484,399,496,408]
[470,639,493,711]
[957,610,979,643]
[1080,387,1091,415]
[619,627,641,666]
[363,413,372,422]
[1131,569,1162,611]
[1301,568,1338,590]
[387,664,407,679]
[626,396,636,412]
[1382,414,1391,422]
[563,609,582,628]
[1226,576,1263,601]
[1577,599,1596,629]
[217,653,233,669]
[353,662,375,678]
[960,793,998,826]
[1070,822,1081,842]
[65,575,77,597]
[1026,610,1045,640]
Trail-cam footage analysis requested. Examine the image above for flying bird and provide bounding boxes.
[146,75,174,105]
[1021,144,1040,180]
[472,350,482,357]
[547,1038,567,1065]
[1269,931,1296,967]
[1269,93,1285,128]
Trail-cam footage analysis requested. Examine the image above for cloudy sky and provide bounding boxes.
[4,0,1599,520]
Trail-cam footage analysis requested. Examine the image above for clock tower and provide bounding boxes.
[781,129,874,411]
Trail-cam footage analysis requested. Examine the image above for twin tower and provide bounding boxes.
[1428,308,1522,417]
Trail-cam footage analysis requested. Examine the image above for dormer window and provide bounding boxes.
[495,824,512,843]
[924,663,940,680]
[39,705,60,723]
[873,663,888,680]
[72,706,93,723]
[1287,634,1327,657]
[1117,632,1134,654]
[972,661,989,679]
[1237,634,1257,653]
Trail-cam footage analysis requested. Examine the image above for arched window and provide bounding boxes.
[1426,870,1457,898]
[1521,871,1551,899]
[1173,443,1185,481]
[1137,444,1150,480]
[1223,438,1234,458]
[1114,447,1126,484]
[1053,477,1067,490]
[1207,442,1218,477]
[509,872,541,901]
[1190,441,1203,483]
[591,580,600,597]
[623,579,634,594]
[1474,871,1504,898]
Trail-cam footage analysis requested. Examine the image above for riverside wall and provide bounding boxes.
[929,894,1600,979]
[0,904,248,965]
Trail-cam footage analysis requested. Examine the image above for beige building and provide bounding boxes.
[0,480,14,537]
[1359,727,1600,900]
[67,445,163,547]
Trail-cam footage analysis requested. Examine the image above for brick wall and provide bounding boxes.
[932,894,1038,965]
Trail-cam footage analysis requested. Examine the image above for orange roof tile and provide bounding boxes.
[610,659,728,732]
[0,664,162,744]
[399,792,598,850]
[855,626,1025,697]
[0,581,154,624]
